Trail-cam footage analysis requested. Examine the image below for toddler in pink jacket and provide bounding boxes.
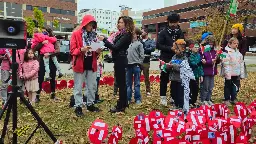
[31,28,63,81]
[20,49,39,105]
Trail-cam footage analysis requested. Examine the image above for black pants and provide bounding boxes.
[171,81,184,108]
[114,56,128,109]
[160,71,170,96]
[224,76,240,101]
[37,55,57,95]
[95,76,100,100]
[189,78,199,106]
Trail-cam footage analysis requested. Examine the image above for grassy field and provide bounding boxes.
[0,71,256,143]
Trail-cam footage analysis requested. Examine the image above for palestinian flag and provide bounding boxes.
[229,0,238,17]
[217,49,226,58]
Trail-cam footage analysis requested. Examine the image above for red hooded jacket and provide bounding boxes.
[70,15,98,73]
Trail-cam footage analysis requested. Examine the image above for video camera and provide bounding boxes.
[0,19,27,49]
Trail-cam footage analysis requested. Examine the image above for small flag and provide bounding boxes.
[229,0,239,17]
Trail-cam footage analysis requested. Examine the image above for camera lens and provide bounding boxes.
[8,26,15,33]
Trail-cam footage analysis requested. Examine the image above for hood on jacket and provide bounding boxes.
[80,15,97,30]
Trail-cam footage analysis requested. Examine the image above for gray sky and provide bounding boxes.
[78,0,164,12]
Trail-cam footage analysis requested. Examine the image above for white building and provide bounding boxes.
[78,8,120,32]
[164,0,191,7]
[128,9,150,28]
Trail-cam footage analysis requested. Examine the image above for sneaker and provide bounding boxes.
[50,93,56,99]
[230,101,236,105]
[207,101,214,106]
[160,96,167,106]
[35,95,40,103]
[94,99,104,104]
[87,105,101,112]
[58,73,63,78]
[203,101,209,106]
[45,77,52,81]
[75,107,84,117]
[135,100,142,105]
[146,92,151,97]
[224,100,230,106]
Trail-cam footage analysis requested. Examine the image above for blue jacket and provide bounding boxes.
[141,38,155,63]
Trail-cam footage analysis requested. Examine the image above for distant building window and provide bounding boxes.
[61,10,75,16]
[0,2,4,16]
[26,5,33,10]
[61,23,74,32]
[50,8,61,14]
[6,2,22,17]
[26,5,47,12]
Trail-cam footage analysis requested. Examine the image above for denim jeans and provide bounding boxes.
[0,70,10,102]
[126,65,141,102]
[73,70,97,107]
[43,56,62,76]
[201,76,214,102]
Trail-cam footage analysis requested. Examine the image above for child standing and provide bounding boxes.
[168,39,188,109]
[188,42,204,107]
[31,28,63,81]
[222,37,245,105]
[0,49,11,108]
[200,35,220,106]
[20,49,39,105]
[95,59,103,103]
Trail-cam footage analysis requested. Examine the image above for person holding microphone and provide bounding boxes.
[98,16,134,113]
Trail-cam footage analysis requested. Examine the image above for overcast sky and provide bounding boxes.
[78,0,164,12]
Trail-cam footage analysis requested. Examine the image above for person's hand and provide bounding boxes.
[42,40,48,44]
[81,46,91,52]
[96,48,102,54]
[44,53,50,58]
[200,76,203,83]
[201,59,206,64]
[97,35,105,41]
[212,58,217,63]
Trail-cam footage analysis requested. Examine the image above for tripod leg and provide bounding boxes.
[0,101,13,144]
[19,95,57,142]
[0,94,12,120]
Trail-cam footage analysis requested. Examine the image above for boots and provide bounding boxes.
[160,96,167,106]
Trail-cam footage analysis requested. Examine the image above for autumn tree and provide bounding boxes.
[25,7,45,36]
[188,0,256,44]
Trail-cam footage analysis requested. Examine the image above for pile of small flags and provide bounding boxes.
[88,101,256,144]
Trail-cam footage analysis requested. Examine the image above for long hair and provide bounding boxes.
[24,49,37,62]
[42,25,54,37]
[118,16,134,34]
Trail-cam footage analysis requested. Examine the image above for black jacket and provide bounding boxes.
[156,26,184,62]
[103,32,132,61]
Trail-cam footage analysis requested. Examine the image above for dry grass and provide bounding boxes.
[0,71,256,143]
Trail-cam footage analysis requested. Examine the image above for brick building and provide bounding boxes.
[0,0,77,35]
[142,0,256,46]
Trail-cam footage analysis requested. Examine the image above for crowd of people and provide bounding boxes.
[0,12,247,117]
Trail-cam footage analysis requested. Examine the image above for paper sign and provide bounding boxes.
[90,42,104,51]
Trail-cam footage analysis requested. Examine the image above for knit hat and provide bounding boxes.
[232,23,244,33]
[201,32,212,41]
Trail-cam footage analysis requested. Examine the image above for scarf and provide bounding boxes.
[166,26,181,42]
[180,60,195,116]
[82,30,97,56]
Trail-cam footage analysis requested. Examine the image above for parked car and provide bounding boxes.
[57,40,71,63]
[151,51,160,61]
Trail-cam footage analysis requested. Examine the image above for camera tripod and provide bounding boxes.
[0,49,59,144]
